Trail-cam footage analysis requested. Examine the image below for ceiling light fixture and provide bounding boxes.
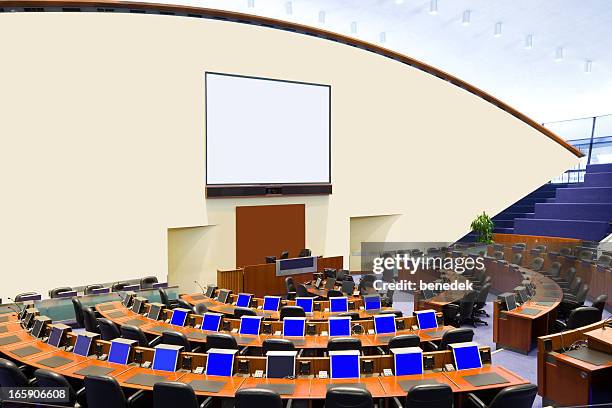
[351,21,357,34]
[379,32,387,43]
[285,1,292,15]
[247,0,254,8]
[584,60,592,73]
[395,0,404,4]
[494,22,502,37]
[429,0,438,15]
[555,47,564,62]
[461,10,471,26]
[318,10,325,24]
[524,34,533,49]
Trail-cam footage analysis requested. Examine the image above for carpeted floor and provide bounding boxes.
[391,290,612,408]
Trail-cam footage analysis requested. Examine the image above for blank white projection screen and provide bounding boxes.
[205,73,330,185]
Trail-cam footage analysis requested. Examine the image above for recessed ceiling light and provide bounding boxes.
[247,0,254,8]
[555,47,564,62]
[285,1,292,15]
[524,34,533,49]
[351,21,358,34]
[429,0,438,15]
[379,32,387,43]
[461,10,471,26]
[494,22,502,37]
[585,60,593,73]
[318,10,325,24]
[395,0,404,4]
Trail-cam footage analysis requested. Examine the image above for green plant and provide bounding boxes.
[470,212,494,244]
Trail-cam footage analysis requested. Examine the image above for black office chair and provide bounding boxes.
[563,277,583,297]
[533,244,547,252]
[565,284,589,305]
[543,261,562,278]
[235,388,282,408]
[265,256,276,264]
[380,309,403,318]
[468,383,537,408]
[358,275,376,295]
[112,281,130,292]
[325,386,373,408]
[560,247,573,256]
[510,253,523,266]
[14,292,39,302]
[262,338,296,354]
[555,306,601,332]
[153,381,210,408]
[161,331,198,353]
[279,251,290,259]
[49,286,73,299]
[84,375,146,408]
[554,268,577,289]
[338,312,361,320]
[72,297,86,328]
[83,307,100,334]
[234,307,257,319]
[597,254,612,268]
[139,276,158,289]
[0,358,34,387]
[405,383,453,408]
[579,249,594,261]
[298,248,312,257]
[387,334,420,349]
[528,257,544,272]
[98,318,121,341]
[121,325,161,348]
[280,306,306,320]
[324,268,337,279]
[85,284,104,295]
[285,277,297,300]
[194,302,208,315]
[429,328,474,351]
[159,288,177,309]
[336,270,348,281]
[442,303,460,327]
[327,289,343,298]
[35,369,84,407]
[176,299,195,312]
[296,284,314,298]
[591,294,608,317]
[457,291,478,327]
[204,333,238,351]
[327,338,361,353]
[492,251,504,261]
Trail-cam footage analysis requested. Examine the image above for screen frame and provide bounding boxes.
[392,347,424,376]
[202,312,223,332]
[329,296,348,313]
[329,350,360,379]
[265,350,297,379]
[373,314,397,334]
[74,334,94,357]
[415,309,438,330]
[205,348,237,377]
[283,317,306,337]
[239,315,263,335]
[363,294,382,311]
[328,316,351,337]
[263,296,281,312]
[152,345,183,372]
[235,293,253,308]
[295,297,314,313]
[450,342,483,371]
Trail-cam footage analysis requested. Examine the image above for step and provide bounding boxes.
[514,218,611,241]
[587,163,612,173]
[584,172,612,187]
[506,204,536,213]
[534,203,612,221]
[493,227,514,234]
[493,220,514,229]
[528,190,557,199]
[556,187,612,203]
[537,183,570,191]
[516,197,548,206]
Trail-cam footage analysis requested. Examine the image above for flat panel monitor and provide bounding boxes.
[314,277,322,288]
[108,339,136,365]
[205,285,216,298]
[32,316,51,339]
[47,324,71,348]
[415,309,438,330]
[239,316,263,335]
[328,317,351,337]
[329,350,360,379]
[295,297,313,313]
[170,308,190,327]
[392,347,424,376]
[202,313,223,332]
[217,289,231,304]
[147,303,164,320]
[283,317,306,337]
[266,350,297,379]
[131,297,147,314]
[341,280,355,295]
[324,278,336,290]
[122,292,135,308]
[152,344,184,372]
[235,293,253,308]
[515,286,529,304]
[364,295,382,311]
[263,296,281,312]
[23,309,39,328]
[422,289,435,300]
[74,332,99,357]
[329,297,348,313]
[373,314,396,335]
[205,348,237,377]
[500,293,517,311]
[450,342,482,371]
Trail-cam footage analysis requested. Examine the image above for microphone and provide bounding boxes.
[194,280,206,294]
[6,297,24,314]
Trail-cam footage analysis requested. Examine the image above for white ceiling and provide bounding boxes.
[165,0,612,124]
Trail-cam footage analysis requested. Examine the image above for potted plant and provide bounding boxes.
[470,212,494,244]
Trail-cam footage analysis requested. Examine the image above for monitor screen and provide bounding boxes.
[364,295,382,311]
[205,348,236,377]
[122,292,134,308]
[32,318,47,339]
[373,314,396,334]
[329,350,360,379]
[516,287,529,303]
[422,289,435,299]
[24,310,38,328]
[202,313,222,332]
[147,303,163,320]
[295,297,313,313]
[236,293,252,308]
[263,296,281,312]
[132,297,145,314]
[451,342,483,371]
[324,278,336,290]
[152,345,183,372]
[239,316,263,335]
[266,351,297,379]
[341,280,355,295]
[502,294,517,311]
[47,326,66,348]
[108,339,134,365]
[328,317,351,337]
[217,290,231,304]
[74,334,94,357]
[415,310,438,330]
[205,285,216,298]
[393,347,424,376]
[315,277,322,288]
[283,318,306,337]
[329,297,348,313]
[170,308,189,327]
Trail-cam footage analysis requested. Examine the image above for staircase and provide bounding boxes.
[514,163,612,241]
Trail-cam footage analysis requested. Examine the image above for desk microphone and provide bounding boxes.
[6,298,25,325]
[194,280,206,294]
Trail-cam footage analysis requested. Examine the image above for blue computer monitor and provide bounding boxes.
[373,314,396,334]
[283,318,306,337]
[239,316,263,335]
[329,350,360,379]
[152,344,183,372]
[235,293,252,308]
[392,347,424,376]
[266,350,297,379]
[74,333,96,357]
[263,296,281,311]
[328,317,351,337]
[329,297,348,313]
[451,342,482,370]
[47,324,70,348]
[205,348,237,377]
[295,297,314,313]
[170,308,189,327]
[415,309,438,330]
[202,313,222,332]
[364,295,381,311]
[108,339,136,365]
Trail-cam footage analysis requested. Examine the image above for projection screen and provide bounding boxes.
[205,72,331,186]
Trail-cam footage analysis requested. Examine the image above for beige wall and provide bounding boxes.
[0,12,578,298]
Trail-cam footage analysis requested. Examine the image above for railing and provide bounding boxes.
[545,114,612,183]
